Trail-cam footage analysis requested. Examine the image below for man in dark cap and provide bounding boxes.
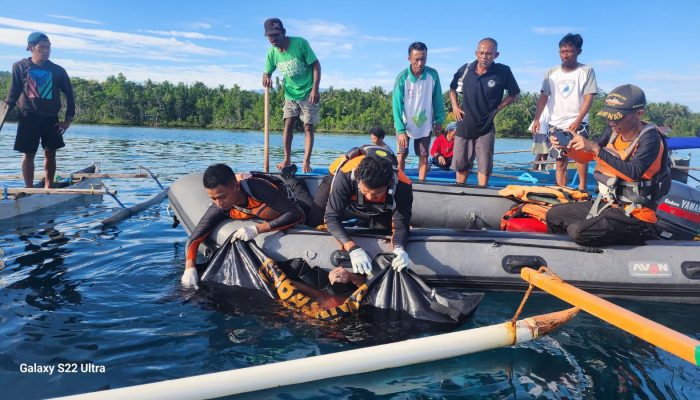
[5,32,75,188]
[546,84,671,246]
[262,18,321,174]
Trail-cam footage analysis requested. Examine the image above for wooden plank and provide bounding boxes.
[0,100,8,132]
[4,187,116,196]
[0,172,150,180]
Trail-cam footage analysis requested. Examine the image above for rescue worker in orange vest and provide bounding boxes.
[546,84,671,246]
[181,163,307,288]
[324,146,414,275]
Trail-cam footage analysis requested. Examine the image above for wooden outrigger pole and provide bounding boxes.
[3,187,116,196]
[264,86,270,173]
[0,172,150,180]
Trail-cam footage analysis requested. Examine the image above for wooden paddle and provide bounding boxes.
[264,86,270,173]
[0,100,8,132]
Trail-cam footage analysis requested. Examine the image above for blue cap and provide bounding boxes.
[446,121,458,132]
[27,32,49,49]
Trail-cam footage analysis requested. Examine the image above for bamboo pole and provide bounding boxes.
[0,173,150,180]
[264,86,270,173]
[520,267,700,366]
[493,149,532,155]
[50,308,578,400]
[0,100,8,132]
[4,187,116,196]
[101,189,168,226]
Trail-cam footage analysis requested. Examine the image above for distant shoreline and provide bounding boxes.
[2,72,699,137]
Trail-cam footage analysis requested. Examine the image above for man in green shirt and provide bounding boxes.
[262,18,321,173]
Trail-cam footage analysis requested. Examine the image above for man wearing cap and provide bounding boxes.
[546,84,671,247]
[429,122,456,171]
[449,38,520,187]
[262,18,321,174]
[531,33,598,190]
[5,32,75,189]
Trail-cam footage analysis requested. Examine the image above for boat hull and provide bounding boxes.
[168,173,700,303]
[0,165,102,221]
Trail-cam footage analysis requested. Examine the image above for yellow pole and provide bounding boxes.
[521,267,700,366]
[263,86,270,173]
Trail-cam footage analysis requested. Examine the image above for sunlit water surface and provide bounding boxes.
[0,123,698,399]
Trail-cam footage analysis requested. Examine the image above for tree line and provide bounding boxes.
[2,71,700,137]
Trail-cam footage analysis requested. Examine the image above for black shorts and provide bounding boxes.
[14,114,65,153]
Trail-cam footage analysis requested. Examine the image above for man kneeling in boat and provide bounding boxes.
[181,164,315,287]
[546,84,671,246]
[324,147,414,275]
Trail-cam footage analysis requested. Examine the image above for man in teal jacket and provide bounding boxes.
[392,41,445,181]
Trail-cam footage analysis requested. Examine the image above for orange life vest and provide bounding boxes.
[499,185,589,232]
[591,124,670,222]
[258,256,368,321]
[329,145,411,216]
[228,173,295,221]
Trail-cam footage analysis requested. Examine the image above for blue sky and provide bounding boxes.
[1,0,699,111]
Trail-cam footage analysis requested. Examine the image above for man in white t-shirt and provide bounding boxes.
[531,33,597,189]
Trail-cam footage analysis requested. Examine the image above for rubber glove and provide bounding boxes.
[349,247,372,275]
[181,268,199,289]
[392,246,409,272]
[232,225,258,242]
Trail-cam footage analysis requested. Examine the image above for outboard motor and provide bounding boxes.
[655,181,700,240]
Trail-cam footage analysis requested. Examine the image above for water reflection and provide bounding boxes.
[8,226,82,311]
[0,123,699,399]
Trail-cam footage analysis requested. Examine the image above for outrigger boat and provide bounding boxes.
[0,164,167,224]
[168,172,700,303]
[0,164,106,221]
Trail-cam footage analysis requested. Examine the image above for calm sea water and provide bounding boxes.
[0,123,699,400]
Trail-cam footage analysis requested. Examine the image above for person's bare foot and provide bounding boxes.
[277,160,291,171]
[302,162,312,173]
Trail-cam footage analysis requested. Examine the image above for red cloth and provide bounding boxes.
[430,134,454,159]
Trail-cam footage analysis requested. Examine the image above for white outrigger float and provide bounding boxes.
[51,268,699,400]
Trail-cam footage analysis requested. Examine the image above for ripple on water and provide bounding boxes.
[1,124,699,399]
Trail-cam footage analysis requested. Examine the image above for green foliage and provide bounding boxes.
[2,72,699,136]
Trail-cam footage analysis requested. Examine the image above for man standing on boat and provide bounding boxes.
[324,151,413,275]
[531,33,598,190]
[5,32,75,189]
[546,84,671,246]
[262,18,321,174]
[181,164,310,288]
[449,38,520,187]
[392,42,445,181]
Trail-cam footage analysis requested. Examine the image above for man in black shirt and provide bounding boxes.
[324,155,413,275]
[181,164,305,288]
[5,32,75,188]
[449,38,520,186]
